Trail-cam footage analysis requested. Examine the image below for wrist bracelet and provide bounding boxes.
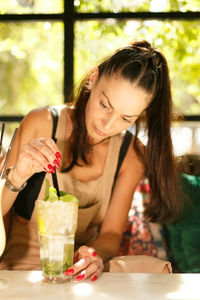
[3,166,27,192]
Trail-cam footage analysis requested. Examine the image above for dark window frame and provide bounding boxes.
[0,0,199,122]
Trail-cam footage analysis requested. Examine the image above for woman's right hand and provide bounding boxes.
[9,137,62,186]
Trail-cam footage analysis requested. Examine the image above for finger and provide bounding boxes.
[38,138,62,169]
[65,246,100,277]
[76,246,97,258]
[64,255,92,276]
[27,139,61,170]
[28,156,45,171]
[75,262,99,281]
[24,143,52,170]
[87,248,97,258]
[73,256,92,273]
[73,247,97,264]
[90,267,103,282]
[41,138,60,155]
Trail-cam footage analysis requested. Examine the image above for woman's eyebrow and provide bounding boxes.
[102,91,114,109]
[102,91,139,118]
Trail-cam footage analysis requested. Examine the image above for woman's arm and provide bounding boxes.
[65,136,145,280]
[90,136,145,260]
[1,107,59,216]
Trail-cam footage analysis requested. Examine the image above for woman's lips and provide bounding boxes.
[94,127,105,136]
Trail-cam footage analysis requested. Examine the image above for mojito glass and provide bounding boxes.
[36,199,78,283]
[0,179,6,257]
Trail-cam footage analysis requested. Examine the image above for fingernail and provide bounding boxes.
[75,273,85,281]
[48,164,55,173]
[64,268,75,275]
[91,275,98,282]
[55,152,62,162]
[92,251,97,257]
[53,159,60,169]
[44,167,51,173]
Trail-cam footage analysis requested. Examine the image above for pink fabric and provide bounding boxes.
[118,180,158,257]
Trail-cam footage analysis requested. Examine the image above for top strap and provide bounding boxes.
[113,130,132,186]
[49,106,59,142]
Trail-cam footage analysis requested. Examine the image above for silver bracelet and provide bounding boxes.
[3,166,27,192]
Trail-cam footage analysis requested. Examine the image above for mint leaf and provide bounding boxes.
[44,178,50,201]
[48,186,59,202]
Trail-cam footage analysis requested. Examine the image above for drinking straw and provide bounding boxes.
[0,128,18,180]
[0,123,5,156]
[52,170,60,198]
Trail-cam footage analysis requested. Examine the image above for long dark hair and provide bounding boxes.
[64,40,180,223]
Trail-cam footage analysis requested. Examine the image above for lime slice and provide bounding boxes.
[44,179,78,204]
[38,218,46,234]
[59,193,78,203]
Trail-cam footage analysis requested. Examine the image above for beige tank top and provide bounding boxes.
[0,106,122,270]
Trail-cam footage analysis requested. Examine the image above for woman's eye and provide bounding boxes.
[100,101,109,110]
[122,117,131,123]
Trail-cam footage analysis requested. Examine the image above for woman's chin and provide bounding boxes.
[92,136,110,146]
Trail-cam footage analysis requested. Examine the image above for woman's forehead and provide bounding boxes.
[95,75,150,115]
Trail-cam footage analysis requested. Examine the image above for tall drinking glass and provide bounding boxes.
[0,179,6,257]
[0,179,8,289]
[36,199,78,283]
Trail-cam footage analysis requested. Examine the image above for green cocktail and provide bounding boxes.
[36,181,78,283]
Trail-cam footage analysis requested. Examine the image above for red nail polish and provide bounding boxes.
[55,152,62,162]
[48,164,55,173]
[53,159,60,169]
[91,275,98,282]
[64,268,75,275]
[75,273,85,281]
[92,251,97,257]
[44,167,48,172]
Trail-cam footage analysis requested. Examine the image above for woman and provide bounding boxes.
[0,40,178,280]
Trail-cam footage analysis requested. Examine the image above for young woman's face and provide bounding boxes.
[85,73,150,143]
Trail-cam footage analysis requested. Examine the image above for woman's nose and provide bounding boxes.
[101,115,116,131]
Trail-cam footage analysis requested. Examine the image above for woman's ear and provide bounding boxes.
[89,67,99,87]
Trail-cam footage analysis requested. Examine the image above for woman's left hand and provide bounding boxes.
[64,246,104,282]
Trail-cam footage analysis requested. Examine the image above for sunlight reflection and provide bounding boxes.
[167,277,200,300]
[73,282,93,296]
[0,278,8,289]
[28,271,43,283]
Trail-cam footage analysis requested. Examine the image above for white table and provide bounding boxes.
[0,271,200,300]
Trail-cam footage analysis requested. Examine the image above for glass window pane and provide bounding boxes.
[0,22,64,116]
[0,0,64,14]
[135,121,200,155]
[75,0,200,13]
[172,121,200,156]
[74,20,200,116]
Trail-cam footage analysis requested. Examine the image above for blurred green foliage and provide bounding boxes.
[75,0,200,12]
[0,22,64,115]
[0,0,63,14]
[75,19,200,115]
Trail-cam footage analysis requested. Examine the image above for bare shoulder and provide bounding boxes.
[20,107,53,138]
[20,104,70,139]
